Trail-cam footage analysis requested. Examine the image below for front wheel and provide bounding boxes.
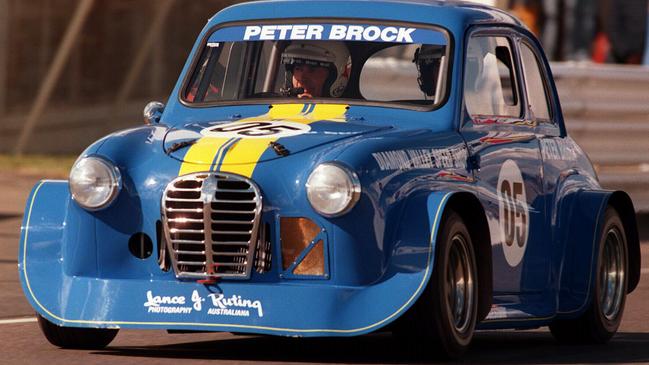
[37,313,119,349]
[550,207,628,344]
[394,210,478,359]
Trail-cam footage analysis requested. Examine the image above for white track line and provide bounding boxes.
[0,317,37,325]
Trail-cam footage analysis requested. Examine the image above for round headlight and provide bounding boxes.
[306,163,361,217]
[69,157,121,210]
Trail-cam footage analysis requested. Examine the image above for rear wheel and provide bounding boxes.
[37,313,118,349]
[394,211,478,359]
[550,207,628,344]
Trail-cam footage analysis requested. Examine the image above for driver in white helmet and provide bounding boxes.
[281,41,351,99]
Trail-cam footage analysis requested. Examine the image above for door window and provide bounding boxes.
[464,36,521,118]
[520,43,552,122]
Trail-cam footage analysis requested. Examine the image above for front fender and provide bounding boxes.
[387,191,452,278]
[18,181,73,320]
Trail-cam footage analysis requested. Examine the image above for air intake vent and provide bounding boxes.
[161,172,262,280]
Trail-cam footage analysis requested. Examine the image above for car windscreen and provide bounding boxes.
[182,22,450,109]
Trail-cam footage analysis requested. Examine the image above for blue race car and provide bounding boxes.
[19,0,640,359]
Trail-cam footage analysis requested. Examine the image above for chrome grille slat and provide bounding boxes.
[211,262,247,267]
[167,197,204,202]
[175,250,206,255]
[211,209,255,214]
[162,172,262,280]
[169,187,202,192]
[215,187,255,192]
[166,208,203,213]
[211,220,254,224]
[168,218,204,223]
[177,260,207,265]
[212,199,256,204]
[170,239,205,244]
[170,228,204,234]
[213,252,248,257]
[212,241,251,246]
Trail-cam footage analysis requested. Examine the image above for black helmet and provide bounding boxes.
[414,45,445,97]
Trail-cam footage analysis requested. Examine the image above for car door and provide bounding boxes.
[459,29,551,302]
[517,35,588,307]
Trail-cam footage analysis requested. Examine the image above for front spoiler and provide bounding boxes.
[19,180,451,337]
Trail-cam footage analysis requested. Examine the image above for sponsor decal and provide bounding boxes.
[209,24,447,45]
[372,146,468,171]
[497,160,529,267]
[144,290,196,314]
[243,24,416,43]
[201,121,311,139]
[143,290,264,318]
[540,138,578,161]
[207,294,264,317]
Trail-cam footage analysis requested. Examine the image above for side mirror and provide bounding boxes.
[143,101,165,125]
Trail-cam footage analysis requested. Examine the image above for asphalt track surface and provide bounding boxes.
[1,174,648,365]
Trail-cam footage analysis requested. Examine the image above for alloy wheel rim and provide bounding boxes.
[599,227,625,321]
[445,234,474,333]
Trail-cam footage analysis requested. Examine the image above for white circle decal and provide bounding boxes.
[201,121,310,139]
[497,159,529,267]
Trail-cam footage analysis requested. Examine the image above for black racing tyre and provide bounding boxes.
[37,313,118,349]
[394,210,478,359]
[550,207,628,344]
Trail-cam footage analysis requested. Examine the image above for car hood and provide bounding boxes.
[163,109,388,165]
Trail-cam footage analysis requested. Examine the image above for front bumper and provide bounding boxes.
[19,180,448,336]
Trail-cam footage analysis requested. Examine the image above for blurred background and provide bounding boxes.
[0,0,647,211]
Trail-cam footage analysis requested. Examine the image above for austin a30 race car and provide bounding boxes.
[19,0,641,358]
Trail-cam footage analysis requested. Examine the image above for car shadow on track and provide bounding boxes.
[93,331,649,364]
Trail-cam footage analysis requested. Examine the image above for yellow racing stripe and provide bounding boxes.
[218,138,274,178]
[178,104,348,177]
[306,104,348,122]
[178,137,231,176]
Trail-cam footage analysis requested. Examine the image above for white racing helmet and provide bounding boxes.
[281,41,351,97]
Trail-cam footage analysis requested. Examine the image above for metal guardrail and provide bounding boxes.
[552,62,649,82]
[553,64,649,118]
[552,62,649,212]
[0,62,646,210]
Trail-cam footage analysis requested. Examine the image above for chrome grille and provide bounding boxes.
[161,172,262,280]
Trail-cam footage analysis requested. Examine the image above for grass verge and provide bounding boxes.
[0,154,76,179]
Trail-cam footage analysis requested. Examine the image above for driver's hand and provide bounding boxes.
[297,93,313,99]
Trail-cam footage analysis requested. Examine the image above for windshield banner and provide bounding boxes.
[208,24,447,45]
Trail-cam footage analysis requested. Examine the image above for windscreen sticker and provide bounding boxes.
[209,24,447,45]
[497,159,529,267]
[200,121,311,139]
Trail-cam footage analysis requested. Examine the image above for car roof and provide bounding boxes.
[208,0,524,33]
